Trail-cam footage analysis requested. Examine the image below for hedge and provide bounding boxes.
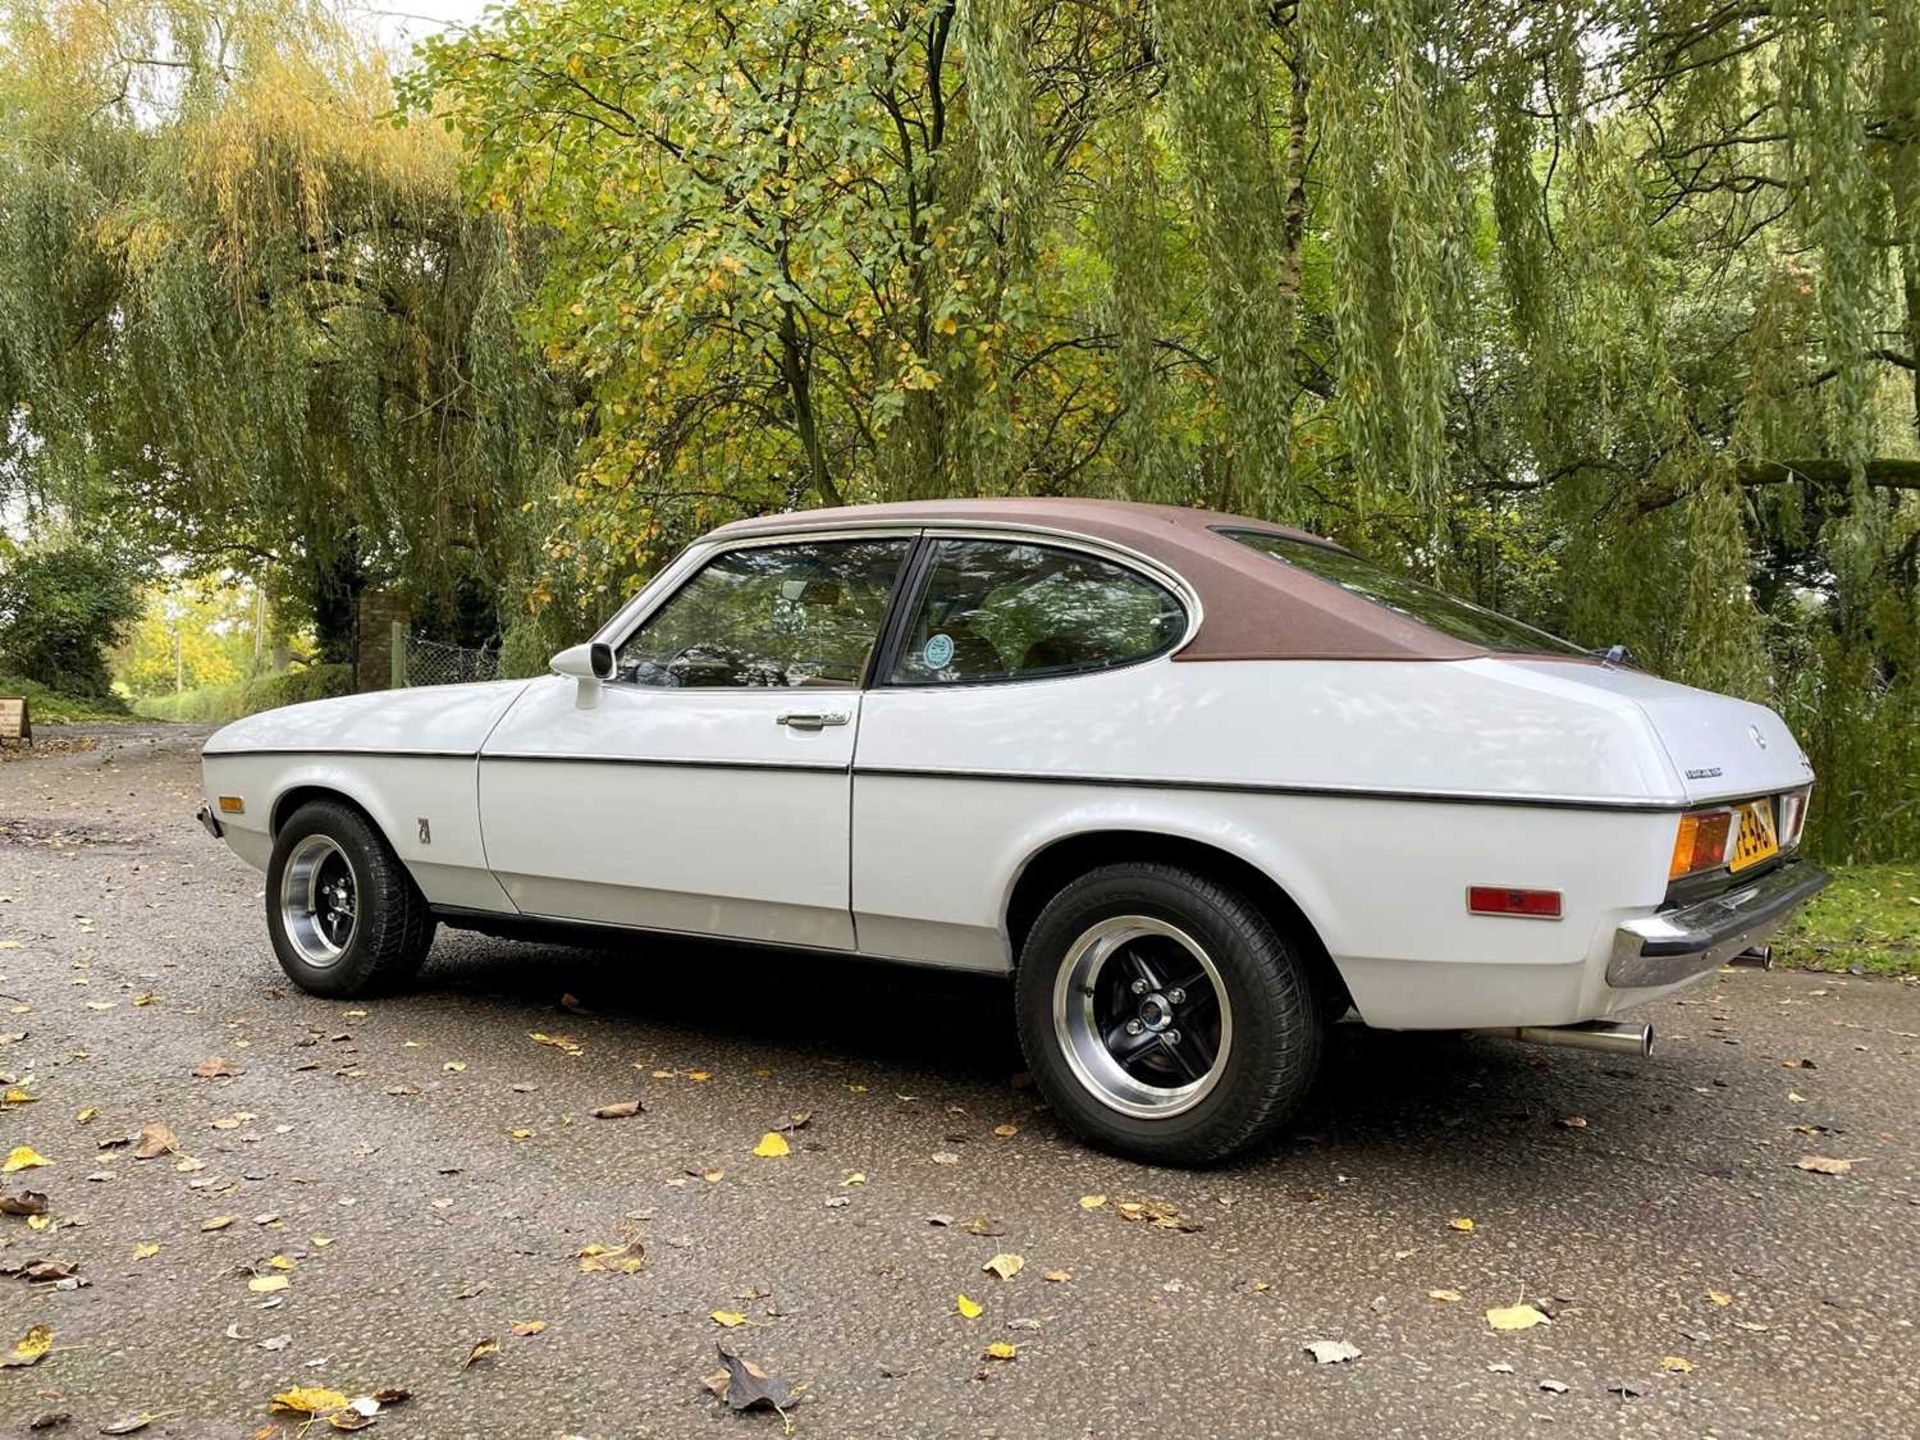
[131,664,354,723]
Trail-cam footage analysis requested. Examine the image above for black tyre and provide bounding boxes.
[265,800,436,998]
[1014,862,1324,1166]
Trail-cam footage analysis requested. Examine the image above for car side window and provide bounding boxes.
[617,538,909,688]
[889,539,1186,685]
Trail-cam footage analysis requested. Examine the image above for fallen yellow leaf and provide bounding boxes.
[1708,1291,1733,1307]
[687,1071,712,1082]
[1079,1194,1107,1209]
[464,1337,499,1369]
[2,1324,53,1368]
[752,1132,790,1159]
[1448,1217,1475,1232]
[710,1311,749,1328]
[2,1146,52,1172]
[442,1061,467,1074]
[132,1242,160,1260]
[268,1254,298,1271]
[2,1088,37,1106]
[511,1320,547,1337]
[1796,1155,1855,1175]
[248,1274,290,1294]
[1042,1269,1072,1283]
[1661,1355,1694,1372]
[955,1293,983,1319]
[270,1387,349,1416]
[841,1171,866,1186]
[576,1240,645,1274]
[992,1124,1018,1138]
[201,1215,235,1231]
[1427,1289,1464,1303]
[26,1214,49,1230]
[1485,1303,1549,1331]
[982,1253,1024,1281]
[984,1341,1017,1360]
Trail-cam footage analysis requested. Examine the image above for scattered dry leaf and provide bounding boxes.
[710,1311,749,1328]
[982,1253,1024,1282]
[955,1293,983,1319]
[590,1100,643,1119]
[1660,1355,1694,1373]
[248,1275,290,1294]
[463,1336,499,1369]
[1796,1155,1855,1175]
[983,1341,1017,1361]
[270,1387,348,1416]
[1304,1339,1361,1364]
[1427,1289,1465,1303]
[1486,1303,1549,1331]
[132,1242,160,1260]
[201,1215,235,1232]
[1078,1194,1106,1210]
[511,1320,547,1337]
[0,1186,48,1216]
[708,1345,797,1413]
[576,1239,645,1275]
[2,1147,52,1173]
[189,1058,237,1080]
[1449,1217,1475,1232]
[2,1324,52,1368]
[132,1123,176,1160]
[751,1132,790,1159]
[1041,1269,1072,1283]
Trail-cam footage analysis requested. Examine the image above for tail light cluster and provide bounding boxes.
[1667,786,1812,883]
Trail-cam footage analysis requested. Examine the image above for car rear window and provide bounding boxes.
[1221,530,1588,657]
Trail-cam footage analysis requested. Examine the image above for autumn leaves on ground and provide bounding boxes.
[2,728,1918,1440]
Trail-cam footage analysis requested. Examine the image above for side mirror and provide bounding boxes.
[550,641,614,682]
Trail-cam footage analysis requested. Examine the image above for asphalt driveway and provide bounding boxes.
[1,725,1916,1438]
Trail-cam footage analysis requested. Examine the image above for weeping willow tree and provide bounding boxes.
[0,0,570,655]
[415,0,1920,859]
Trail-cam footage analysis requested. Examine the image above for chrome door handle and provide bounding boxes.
[776,711,850,731]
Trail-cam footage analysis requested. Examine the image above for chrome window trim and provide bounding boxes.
[588,520,1202,692]
[592,527,925,692]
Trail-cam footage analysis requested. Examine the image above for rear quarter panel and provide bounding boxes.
[851,657,1685,1026]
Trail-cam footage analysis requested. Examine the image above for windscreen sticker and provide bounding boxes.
[922,632,955,669]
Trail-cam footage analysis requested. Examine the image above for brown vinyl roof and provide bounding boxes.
[711,498,1482,662]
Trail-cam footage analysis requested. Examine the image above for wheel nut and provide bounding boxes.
[1166,987,1186,1005]
[1124,1019,1144,1036]
[1166,1029,1182,1045]
[1130,978,1148,995]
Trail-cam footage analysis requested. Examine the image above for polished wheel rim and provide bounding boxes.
[1052,915,1231,1119]
[280,835,358,969]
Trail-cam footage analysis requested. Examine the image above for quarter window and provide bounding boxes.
[617,538,909,688]
[889,539,1187,685]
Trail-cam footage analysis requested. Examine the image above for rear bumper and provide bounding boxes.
[1607,859,1829,989]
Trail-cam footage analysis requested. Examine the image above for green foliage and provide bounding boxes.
[131,663,352,723]
[1774,864,1920,976]
[0,0,571,649]
[114,579,265,698]
[0,674,130,724]
[0,543,143,696]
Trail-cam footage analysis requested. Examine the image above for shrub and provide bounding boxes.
[0,545,143,696]
[132,664,354,723]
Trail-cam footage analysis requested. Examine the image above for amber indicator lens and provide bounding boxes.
[1669,810,1733,880]
[217,795,245,815]
[1467,886,1563,918]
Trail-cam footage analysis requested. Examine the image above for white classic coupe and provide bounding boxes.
[198,499,1828,1164]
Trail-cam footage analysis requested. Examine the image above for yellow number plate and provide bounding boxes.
[1729,799,1779,872]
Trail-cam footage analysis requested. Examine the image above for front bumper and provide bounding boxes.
[194,803,222,840]
[1607,859,1829,989]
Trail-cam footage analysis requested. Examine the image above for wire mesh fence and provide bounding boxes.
[402,633,501,688]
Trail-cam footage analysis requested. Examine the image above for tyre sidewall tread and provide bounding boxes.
[1015,862,1323,1166]
[266,800,435,998]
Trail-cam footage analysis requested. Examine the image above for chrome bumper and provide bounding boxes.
[1607,860,1829,989]
[194,803,222,840]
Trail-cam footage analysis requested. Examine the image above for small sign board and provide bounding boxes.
[0,695,29,747]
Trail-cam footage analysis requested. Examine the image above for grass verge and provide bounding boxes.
[0,675,132,724]
[1775,864,1920,976]
[130,664,353,724]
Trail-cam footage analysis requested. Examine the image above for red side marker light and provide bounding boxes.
[1468,886,1562,919]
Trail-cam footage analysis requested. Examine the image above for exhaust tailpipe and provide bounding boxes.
[1489,1020,1653,1058]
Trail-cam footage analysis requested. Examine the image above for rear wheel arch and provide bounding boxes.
[1003,829,1350,1016]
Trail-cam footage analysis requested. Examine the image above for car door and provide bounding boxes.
[850,534,1193,968]
[479,533,914,949]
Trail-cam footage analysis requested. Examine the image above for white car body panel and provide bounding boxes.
[477,676,859,949]
[199,516,1824,1035]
